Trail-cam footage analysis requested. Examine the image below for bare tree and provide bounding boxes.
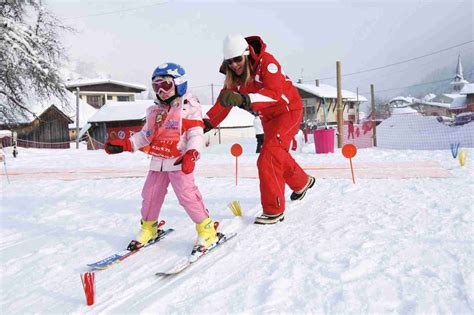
[0,0,74,124]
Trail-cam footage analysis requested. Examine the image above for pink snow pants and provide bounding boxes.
[140,170,208,224]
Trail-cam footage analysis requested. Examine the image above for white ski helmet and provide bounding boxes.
[223,34,249,60]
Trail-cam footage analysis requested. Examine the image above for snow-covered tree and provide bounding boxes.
[0,0,73,124]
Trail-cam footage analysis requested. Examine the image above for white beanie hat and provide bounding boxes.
[223,34,249,60]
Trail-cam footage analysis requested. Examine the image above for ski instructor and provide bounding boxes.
[203,34,315,225]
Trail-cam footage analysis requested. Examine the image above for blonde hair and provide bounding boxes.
[223,55,253,89]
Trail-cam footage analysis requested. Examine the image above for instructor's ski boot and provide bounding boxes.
[290,175,315,201]
[190,217,219,261]
[127,219,158,251]
[254,212,285,225]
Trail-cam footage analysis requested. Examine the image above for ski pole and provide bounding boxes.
[3,160,10,184]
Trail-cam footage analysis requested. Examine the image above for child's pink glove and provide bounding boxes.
[174,149,200,174]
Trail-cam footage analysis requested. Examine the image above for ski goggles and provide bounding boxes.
[152,76,175,94]
[225,55,244,66]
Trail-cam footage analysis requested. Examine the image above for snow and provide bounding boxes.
[0,130,12,138]
[295,83,368,102]
[86,102,254,127]
[460,83,474,95]
[65,79,147,91]
[450,95,467,110]
[60,92,98,129]
[391,107,418,114]
[378,114,474,149]
[88,100,153,123]
[201,105,254,127]
[4,90,97,128]
[1,137,473,313]
[389,96,416,105]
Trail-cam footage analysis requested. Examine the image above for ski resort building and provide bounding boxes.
[294,82,368,127]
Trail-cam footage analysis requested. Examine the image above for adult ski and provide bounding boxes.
[87,221,174,270]
[155,232,237,277]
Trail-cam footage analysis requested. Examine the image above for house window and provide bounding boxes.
[117,96,130,102]
[107,95,113,100]
[86,95,104,108]
[306,107,315,115]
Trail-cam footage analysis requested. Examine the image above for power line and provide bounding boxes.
[359,71,474,94]
[189,83,224,89]
[62,1,171,20]
[307,40,474,82]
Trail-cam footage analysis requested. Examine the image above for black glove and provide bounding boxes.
[104,138,132,154]
[219,90,251,110]
[203,119,213,134]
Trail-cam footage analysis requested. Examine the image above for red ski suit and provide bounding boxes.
[204,36,309,214]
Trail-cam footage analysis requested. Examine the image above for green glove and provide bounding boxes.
[219,91,251,109]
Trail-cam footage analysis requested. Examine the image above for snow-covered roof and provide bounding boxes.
[409,95,467,110]
[88,100,154,123]
[442,93,461,100]
[1,90,97,128]
[450,95,467,109]
[294,83,368,102]
[60,91,98,128]
[392,107,418,114]
[34,91,97,128]
[65,78,147,91]
[0,130,12,138]
[460,83,474,95]
[87,101,255,127]
[410,101,451,109]
[201,105,254,127]
[422,93,436,102]
[389,96,417,104]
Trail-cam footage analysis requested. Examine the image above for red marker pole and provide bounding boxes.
[81,272,95,306]
[342,144,357,184]
[230,144,243,186]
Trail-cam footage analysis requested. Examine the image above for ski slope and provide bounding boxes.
[1,140,473,314]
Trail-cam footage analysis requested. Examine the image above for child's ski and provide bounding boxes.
[87,222,174,270]
[155,232,237,276]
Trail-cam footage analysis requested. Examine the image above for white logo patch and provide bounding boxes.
[118,130,126,140]
[267,63,278,74]
[167,68,180,76]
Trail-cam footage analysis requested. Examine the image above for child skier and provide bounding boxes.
[104,62,218,259]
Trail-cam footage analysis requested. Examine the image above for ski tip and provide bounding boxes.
[155,272,171,277]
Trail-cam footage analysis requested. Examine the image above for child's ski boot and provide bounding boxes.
[127,219,159,250]
[190,217,219,261]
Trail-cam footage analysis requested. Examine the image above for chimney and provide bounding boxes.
[315,79,319,87]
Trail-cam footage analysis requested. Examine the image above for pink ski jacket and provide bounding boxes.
[129,93,205,172]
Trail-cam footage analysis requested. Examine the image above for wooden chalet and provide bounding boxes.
[1,105,73,149]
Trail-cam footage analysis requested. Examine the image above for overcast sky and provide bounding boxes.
[47,0,473,103]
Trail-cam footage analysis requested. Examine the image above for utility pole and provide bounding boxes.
[336,61,343,148]
[370,84,377,147]
[356,87,359,123]
[76,87,80,149]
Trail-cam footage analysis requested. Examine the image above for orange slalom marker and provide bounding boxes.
[230,143,243,185]
[342,144,357,184]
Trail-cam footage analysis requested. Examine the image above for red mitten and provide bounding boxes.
[104,138,132,154]
[174,149,200,174]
